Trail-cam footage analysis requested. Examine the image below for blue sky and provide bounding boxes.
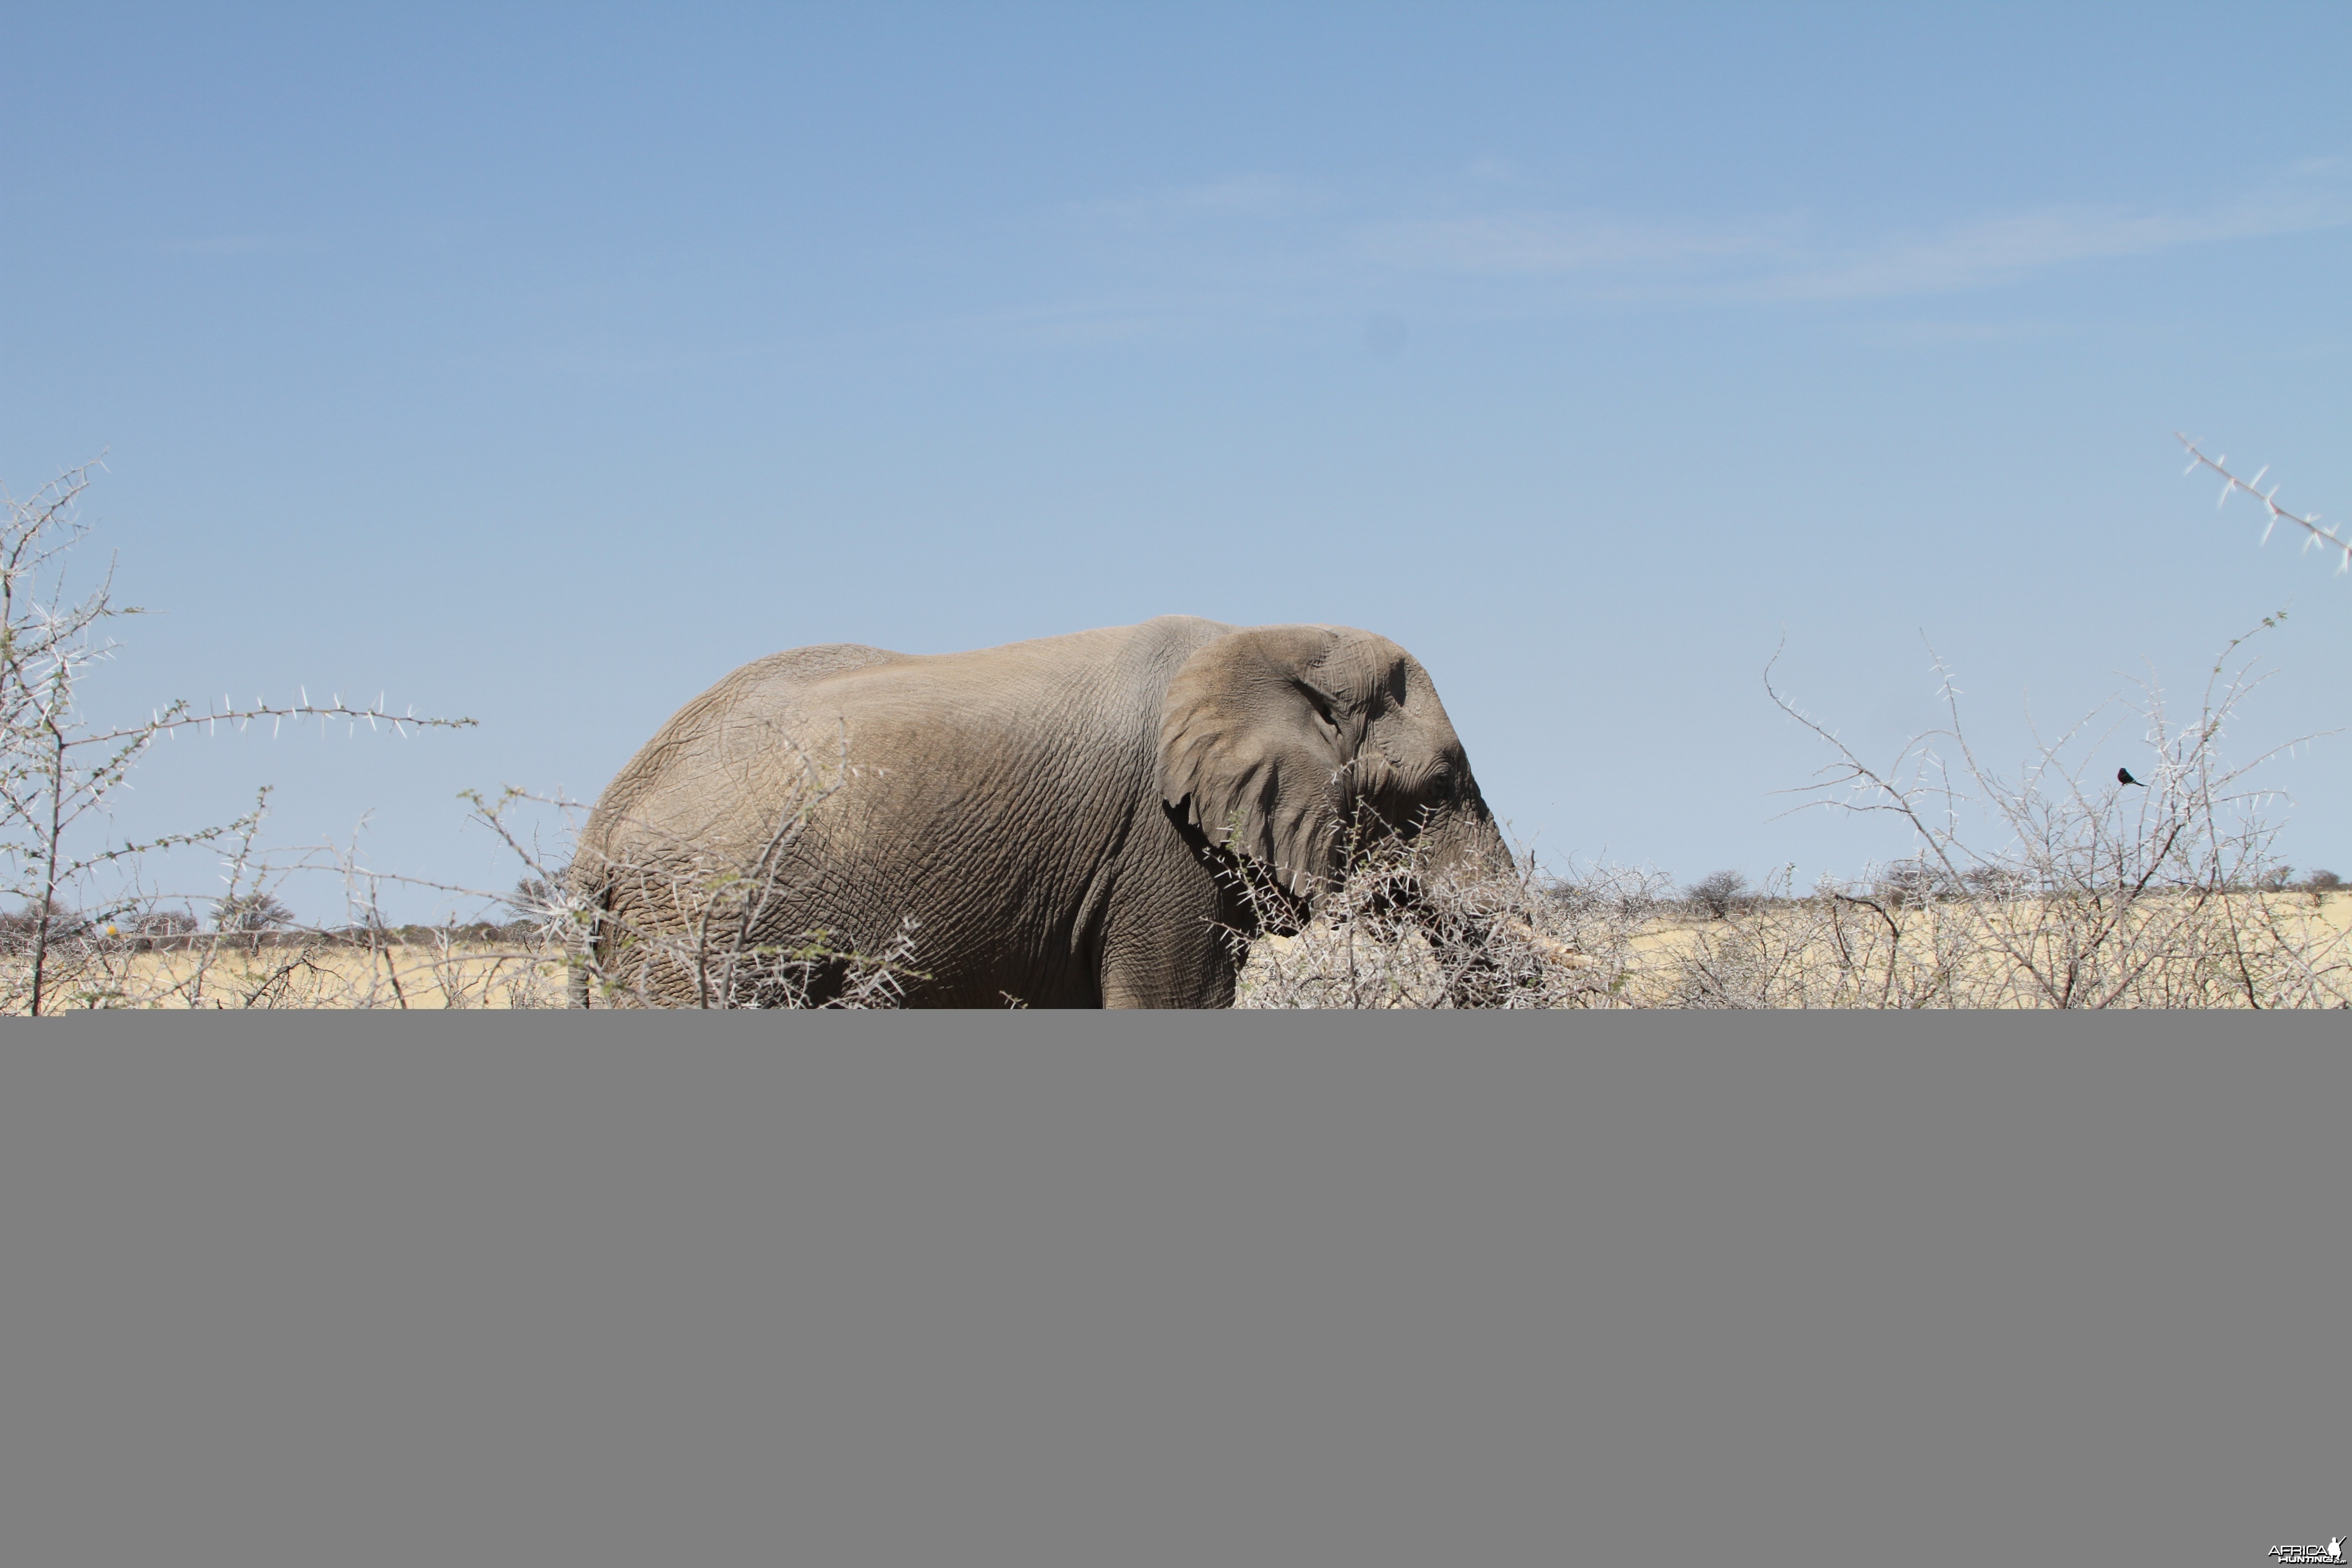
[5,3,2348,919]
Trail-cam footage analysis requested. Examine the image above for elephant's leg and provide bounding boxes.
[1100,947,1234,1008]
[1097,879,1245,1009]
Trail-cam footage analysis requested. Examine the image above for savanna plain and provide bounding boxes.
[8,446,2349,1011]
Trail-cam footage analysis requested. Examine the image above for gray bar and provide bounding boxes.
[2,1013,2341,1567]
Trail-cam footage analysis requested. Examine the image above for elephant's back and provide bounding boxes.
[793,618,1235,729]
[737,643,908,689]
[580,643,908,860]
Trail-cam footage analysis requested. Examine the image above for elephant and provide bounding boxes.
[568,615,1510,1008]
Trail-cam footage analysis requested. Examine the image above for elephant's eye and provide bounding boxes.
[1296,683,1343,738]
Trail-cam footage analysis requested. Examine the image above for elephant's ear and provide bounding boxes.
[1158,626,1352,895]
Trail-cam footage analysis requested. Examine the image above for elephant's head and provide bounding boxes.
[1157,624,1510,914]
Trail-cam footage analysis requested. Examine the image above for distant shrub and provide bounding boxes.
[216,893,296,932]
[1,903,85,953]
[1875,859,1952,908]
[1685,870,1749,920]
[1962,865,2026,900]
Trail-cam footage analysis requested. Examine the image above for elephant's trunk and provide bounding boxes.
[1406,799,1526,1007]
[1414,797,1518,891]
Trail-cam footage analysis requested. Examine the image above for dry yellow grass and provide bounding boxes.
[1240,886,2352,1009]
[10,939,569,1011]
[13,891,2349,1010]
[1612,889,2352,1008]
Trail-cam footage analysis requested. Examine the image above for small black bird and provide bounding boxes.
[2117,767,2142,788]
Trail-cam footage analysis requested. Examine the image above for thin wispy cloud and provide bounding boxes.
[1744,179,2350,301]
[1359,164,2347,301]
[1013,160,2349,337]
[1357,210,1801,275]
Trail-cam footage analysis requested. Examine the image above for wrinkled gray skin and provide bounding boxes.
[572,616,1509,1008]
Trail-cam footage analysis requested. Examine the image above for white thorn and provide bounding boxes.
[2261,519,2276,545]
